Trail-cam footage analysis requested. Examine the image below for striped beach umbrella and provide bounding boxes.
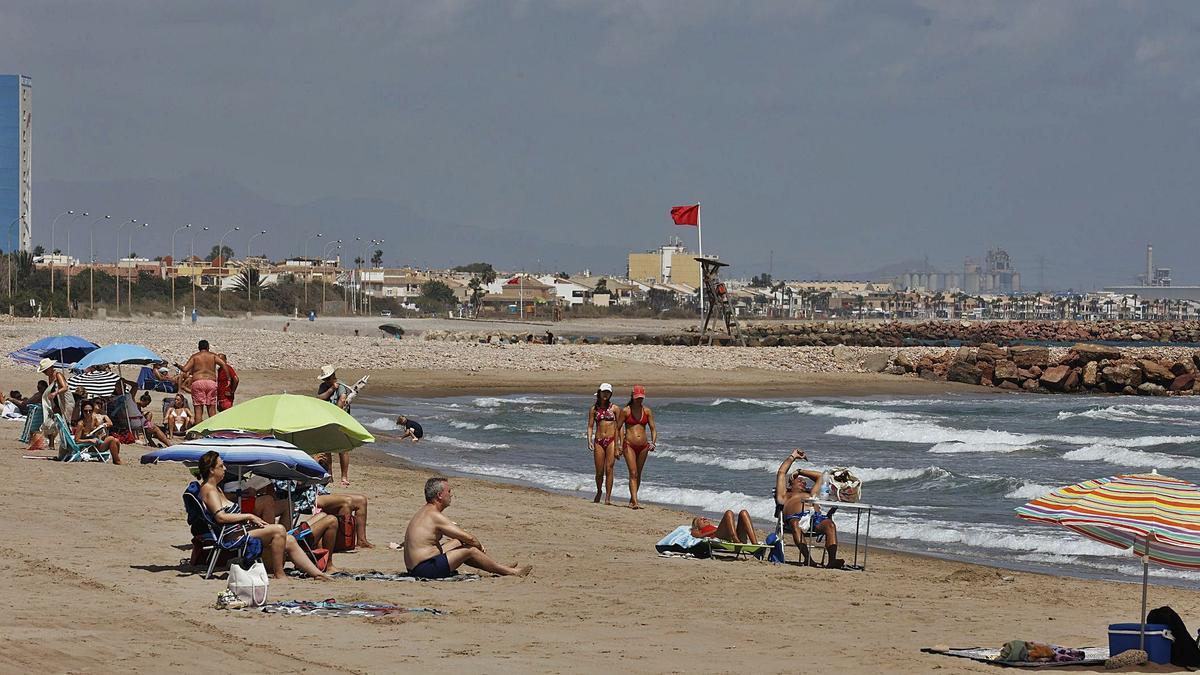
[67,370,123,398]
[1016,472,1200,648]
[141,436,329,482]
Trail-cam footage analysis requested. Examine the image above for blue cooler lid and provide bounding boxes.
[1109,623,1172,637]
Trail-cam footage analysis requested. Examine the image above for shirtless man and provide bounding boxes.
[73,400,122,464]
[181,340,228,422]
[403,477,531,579]
[775,449,843,568]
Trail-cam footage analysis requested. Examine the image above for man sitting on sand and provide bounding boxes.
[181,340,228,422]
[776,449,843,568]
[403,476,531,579]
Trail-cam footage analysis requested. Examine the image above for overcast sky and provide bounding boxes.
[4,1,1200,288]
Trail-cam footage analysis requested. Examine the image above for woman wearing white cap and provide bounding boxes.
[316,364,353,486]
[39,358,72,418]
[585,383,622,505]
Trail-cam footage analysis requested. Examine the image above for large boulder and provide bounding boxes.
[993,360,1020,382]
[1170,372,1196,392]
[1069,343,1123,363]
[894,351,917,372]
[1138,359,1175,385]
[1171,360,1196,376]
[997,380,1021,391]
[947,360,982,385]
[1039,364,1071,390]
[1010,345,1051,368]
[862,352,891,372]
[1063,368,1082,393]
[1082,361,1100,388]
[1138,382,1167,396]
[976,343,1008,363]
[1102,363,1143,388]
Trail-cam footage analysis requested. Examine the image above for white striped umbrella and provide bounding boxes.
[67,370,123,398]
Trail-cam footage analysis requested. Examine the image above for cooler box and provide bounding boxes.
[1108,623,1173,664]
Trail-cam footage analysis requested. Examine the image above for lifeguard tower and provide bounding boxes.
[696,257,745,345]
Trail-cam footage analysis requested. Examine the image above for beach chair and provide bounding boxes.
[182,481,261,579]
[703,539,773,560]
[55,413,110,463]
[18,402,43,444]
[136,366,177,393]
[773,496,835,567]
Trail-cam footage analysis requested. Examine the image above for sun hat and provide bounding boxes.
[318,364,337,381]
[38,357,55,372]
[632,385,646,399]
[598,382,613,392]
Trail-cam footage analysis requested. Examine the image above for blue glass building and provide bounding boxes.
[0,75,32,253]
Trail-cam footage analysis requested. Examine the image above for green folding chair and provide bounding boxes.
[55,413,111,463]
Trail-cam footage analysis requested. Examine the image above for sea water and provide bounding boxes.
[353,392,1200,587]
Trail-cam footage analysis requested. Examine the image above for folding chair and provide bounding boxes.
[774,497,836,567]
[182,481,259,579]
[18,402,43,444]
[55,413,110,463]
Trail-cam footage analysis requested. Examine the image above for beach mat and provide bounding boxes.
[287,569,480,582]
[241,600,443,618]
[922,646,1109,668]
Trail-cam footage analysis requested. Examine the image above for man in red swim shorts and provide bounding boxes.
[181,340,229,422]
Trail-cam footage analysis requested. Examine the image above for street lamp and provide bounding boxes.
[216,226,239,313]
[115,218,137,313]
[64,211,88,317]
[170,224,192,314]
[247,229,267,308]
[357,238,382,314]
[321,240,342,312]
[127,222,148,309]
[303,232,322,309]
[190,226,210,313]
[88,215,111,313]
[47,210,74,310]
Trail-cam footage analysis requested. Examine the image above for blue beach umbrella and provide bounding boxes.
[141,436,330,482]
[76,343,164,370]
[8,335,99,367]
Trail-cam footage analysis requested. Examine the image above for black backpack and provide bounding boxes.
[1146,605,1200,667]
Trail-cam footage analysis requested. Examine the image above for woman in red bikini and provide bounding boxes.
[619,384,657,509]
[585,382,622,505]
[690,511,759,544]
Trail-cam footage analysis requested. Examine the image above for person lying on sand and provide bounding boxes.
[403,476,531,579]
[776,449,844,569]
[691,510,759,545]
[197,451,331,580]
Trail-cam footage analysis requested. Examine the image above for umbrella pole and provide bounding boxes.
[1140,536,1149,651]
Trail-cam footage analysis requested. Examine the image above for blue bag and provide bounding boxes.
[765,532,785,563]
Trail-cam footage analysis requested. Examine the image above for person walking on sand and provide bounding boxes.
[403,476,531,579]
[585,383,622,505]
[316,364,353,486]
[618,384,657,510]
[181,340,229,423]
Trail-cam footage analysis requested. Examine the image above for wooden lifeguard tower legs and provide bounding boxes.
[697,257,745,346]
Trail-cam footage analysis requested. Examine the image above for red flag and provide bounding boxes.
[670,204,699,226]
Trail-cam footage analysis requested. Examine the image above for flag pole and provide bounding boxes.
[696,202,704,319]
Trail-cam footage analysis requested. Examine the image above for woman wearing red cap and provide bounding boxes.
[619,384,657,509]
[586,383,622,505]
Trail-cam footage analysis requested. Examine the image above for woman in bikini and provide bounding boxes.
[619,384,657,509]
[690,511,759,544]
[165,393,193,437]
[196,451,332,580]
[585,382,621,505]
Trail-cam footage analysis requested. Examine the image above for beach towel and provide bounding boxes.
[285,569,481,582]
[655,525,710,557]
[921,646,1109,668]
[243,600,443,618]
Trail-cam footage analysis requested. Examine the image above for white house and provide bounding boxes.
[536,275,592,306]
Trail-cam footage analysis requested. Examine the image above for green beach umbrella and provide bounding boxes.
[190,393,375,454]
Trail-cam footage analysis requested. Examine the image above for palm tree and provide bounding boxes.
[228,268,263,294]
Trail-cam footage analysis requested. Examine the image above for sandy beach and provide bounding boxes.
[1,317,1196,673]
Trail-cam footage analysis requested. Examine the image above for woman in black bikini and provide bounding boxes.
[619,384,657,509]
[585,383,621,505]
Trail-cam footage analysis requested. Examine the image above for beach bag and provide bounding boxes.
[333,514,357,552]
[228,560,269,606]
[310,547,332,573]
[765,532,785,564]
[828,468,862,503]
[1147,606,1200,667]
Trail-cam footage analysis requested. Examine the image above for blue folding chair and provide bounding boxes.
[19,403,44,444]
[182,481,262,579]
[55,413,111,463]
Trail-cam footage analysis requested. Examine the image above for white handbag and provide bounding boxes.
[228,560,270,606]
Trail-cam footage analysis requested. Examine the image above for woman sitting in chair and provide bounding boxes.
[72,400,123,464]
[197,451,332,580]
[690,510,759,545]
[164,393,194,437]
